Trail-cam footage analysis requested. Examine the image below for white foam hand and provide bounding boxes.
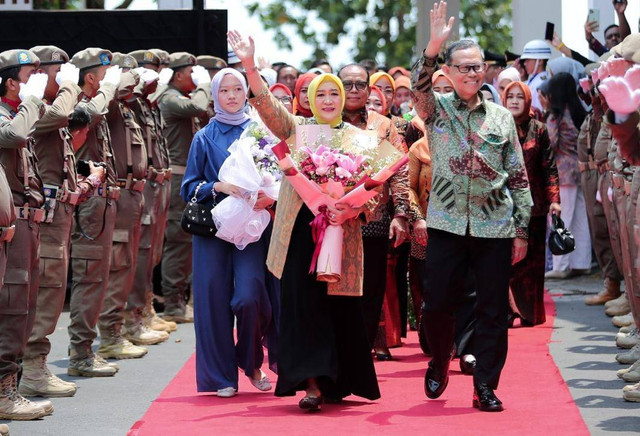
[158,68,173,85]
[605,57,631,78]
[597,62,609,81]
[19,73,48,101]
[55,63,80,85]
[191,65,210,87]
[133,67,159,84]
[100,65,122,88]
[624,65,640,92]
[599,76,640,114]
[579,77,591,94]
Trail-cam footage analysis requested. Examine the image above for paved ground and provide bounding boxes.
[3,273,640,435]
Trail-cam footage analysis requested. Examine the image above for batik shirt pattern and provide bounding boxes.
[412,55,533,239]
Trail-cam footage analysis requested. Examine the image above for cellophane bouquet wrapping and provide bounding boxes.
[211,121,282,249]
[272,124,408,282]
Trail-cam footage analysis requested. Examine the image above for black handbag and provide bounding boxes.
[548,214,575,255]
[181,181,217,237]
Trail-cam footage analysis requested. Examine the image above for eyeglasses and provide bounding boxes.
[452,63,486,74]
[342,80,368,91]
[275,96,293,104]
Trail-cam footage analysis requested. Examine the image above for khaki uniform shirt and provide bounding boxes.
[75,84,118,186]
[33,81,81,192]
[0,96,45,207]
[106,99,147,180]
[158,84,211,166]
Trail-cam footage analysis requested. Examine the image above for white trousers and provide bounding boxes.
[552,184,592,271]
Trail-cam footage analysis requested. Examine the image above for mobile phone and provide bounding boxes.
[545,22,555,41]
[588,9,600,30]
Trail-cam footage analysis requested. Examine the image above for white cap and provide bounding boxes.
[520,40,552,60]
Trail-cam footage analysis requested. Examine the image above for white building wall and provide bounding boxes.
[514,0,640,61]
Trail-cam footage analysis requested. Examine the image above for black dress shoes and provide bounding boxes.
[424,363,449,399]
[299,395,323,411]
[375,351,393,361]
[473,384,504,412]
[459,354,476,375]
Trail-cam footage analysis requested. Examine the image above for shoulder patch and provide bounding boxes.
[17,50,31,65]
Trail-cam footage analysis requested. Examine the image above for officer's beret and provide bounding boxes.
[129,50,161,67]
[111,52,138,70]
[619,33,640,64]
[196,55,227,71]
[0,49,40,73]
[168,52,196,70]
[30,46,69,66]
[70,48,112,71]
[150,49,170,66]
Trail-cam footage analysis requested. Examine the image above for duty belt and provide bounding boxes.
[170,165,186,176]
[146,168,170,184]
[578,161,597,173]
[0,225,15,242]
[43,184,79,205]
[612,174,624,190]
[116,178,146,192]
[15,206,45,223]
[597,161,610,174]
[92,186,121,200]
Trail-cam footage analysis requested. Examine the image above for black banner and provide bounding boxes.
[0,9,227,60]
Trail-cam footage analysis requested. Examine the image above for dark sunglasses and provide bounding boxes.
[342,80,368,91]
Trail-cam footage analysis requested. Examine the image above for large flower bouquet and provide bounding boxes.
[211,120,282,249]
[272,124,408,283]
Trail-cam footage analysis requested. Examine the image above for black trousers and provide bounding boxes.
[361,236,389,347]
[422,228,512,389]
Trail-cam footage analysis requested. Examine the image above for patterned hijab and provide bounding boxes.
[210,68,250,126]
[308,73,345,128]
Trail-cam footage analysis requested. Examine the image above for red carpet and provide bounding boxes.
[129,292,588,436]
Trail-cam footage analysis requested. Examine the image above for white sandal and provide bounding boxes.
[249,370,272,391]
[217,387,237,398]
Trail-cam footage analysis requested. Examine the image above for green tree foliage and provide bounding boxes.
[247,0,416,68]
[247,0,512,68]
[459,0,512,53]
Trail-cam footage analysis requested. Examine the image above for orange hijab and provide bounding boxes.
[368,85,388,115]
[293,72,317,117]
[502,81,533,137]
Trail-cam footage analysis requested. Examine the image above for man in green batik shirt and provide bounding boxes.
[411,1,532,412]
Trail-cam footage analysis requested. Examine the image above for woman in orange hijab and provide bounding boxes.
[293,72,317,117]
[503,81,560,327]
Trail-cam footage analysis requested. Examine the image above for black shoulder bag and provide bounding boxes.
[180,181,217,237]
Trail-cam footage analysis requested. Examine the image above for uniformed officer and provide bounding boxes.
[0,49,53,420]
[97,54,167,356]
[520,39,552,113]
[194,55,219,127]
[67,48,122,377]
[158,52,211,323]
[196,55,227,80]
[147,49,171,104]
[19,45,98,399]
[579,63,624,306]
[128,50,175,333]
[483,50,506,88]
